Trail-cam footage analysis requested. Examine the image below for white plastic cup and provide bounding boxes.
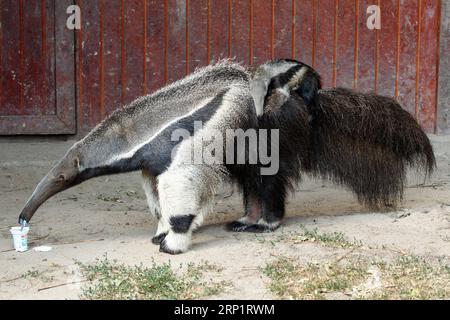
[10,226,29,252]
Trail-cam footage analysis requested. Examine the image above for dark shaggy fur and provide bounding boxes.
[255,86,435,211]
[308,88,435,208]
[229,64,436,231]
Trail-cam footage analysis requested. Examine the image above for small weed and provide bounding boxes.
[278,225,361,249]
[21,270,40,279]
[21,269,55,283]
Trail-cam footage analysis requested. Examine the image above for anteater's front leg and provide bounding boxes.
[157,164,225,254]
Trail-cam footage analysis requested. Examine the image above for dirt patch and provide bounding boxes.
[0,135,450,299]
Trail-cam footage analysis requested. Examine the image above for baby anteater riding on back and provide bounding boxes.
[232,59,435,232]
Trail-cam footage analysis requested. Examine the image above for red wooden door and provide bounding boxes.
[0,0,75,135]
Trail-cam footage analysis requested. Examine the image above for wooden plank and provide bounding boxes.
[0,115,74,135]
[188,0,208,71]
[293,0,314,66]
[23,0,54,115]
[209,0,229,61]
[0,0,2,115]
[123,0,146,104]
[438,0,450,134]
[357,0,377,92]
[43,0,56,115]
[167,0,187,82]
[397,0,419,117]
[418,0,439,131]
[251,0,272,65]
[1,1,22,115]
[273,0,293,59]
[377,0,398,98]
[231,0,250,64]
[54,0,76,133]
[78,0,101,129]
[315,0,336,88]
[146,0,166,92]
[102,0,122,116]
[336,0,356,88]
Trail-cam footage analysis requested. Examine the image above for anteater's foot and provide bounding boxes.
[226,219,281,233]
[159,232,190,255]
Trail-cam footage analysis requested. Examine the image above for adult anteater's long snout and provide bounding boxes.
[18,155,80,225]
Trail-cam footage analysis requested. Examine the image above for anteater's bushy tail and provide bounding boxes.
[307,88,435,208]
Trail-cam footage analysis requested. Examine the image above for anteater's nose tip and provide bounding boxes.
[18,215,28,226]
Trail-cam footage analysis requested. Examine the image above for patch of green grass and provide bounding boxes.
[21,269,55,283]
[368,256,450,300]
[76,257,227,300]
[263,255,450,300]
[278,226,362,249]
[263,257,368,299]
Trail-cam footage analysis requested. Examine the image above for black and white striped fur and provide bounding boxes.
[19,60,258,254]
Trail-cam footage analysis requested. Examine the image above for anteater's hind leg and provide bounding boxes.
[157,164,225,254]
[227,183,263,232]
[258,174,286,230]
[141,169,169,245]
[227,175,286,232]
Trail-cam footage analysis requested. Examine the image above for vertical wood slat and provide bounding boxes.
[1,1,21,115]
[23,0,55,116]
[123,0,146,104]
[397,0,419,117]
[210,0,229,61]
[78,0,101,129]
[188,0,208,71]
[146,0,165,92]
[273,0,292,59]
[418,0,440,132]
[251,0,272,65]
[293,0,314,66]
[357,0,377,92]
[231,0,250,64]
[315,0,335,88]
[437,0,450,134]
[54,0,76,133]
[377,0,398,98]
[22,0,40,115]
[167,0,187,83]
[102,0,122,117]
[336,0,356,88]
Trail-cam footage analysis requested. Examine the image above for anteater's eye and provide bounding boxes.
[58,174,66,181]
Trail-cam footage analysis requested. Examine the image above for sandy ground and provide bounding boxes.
[0,135,449,299]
